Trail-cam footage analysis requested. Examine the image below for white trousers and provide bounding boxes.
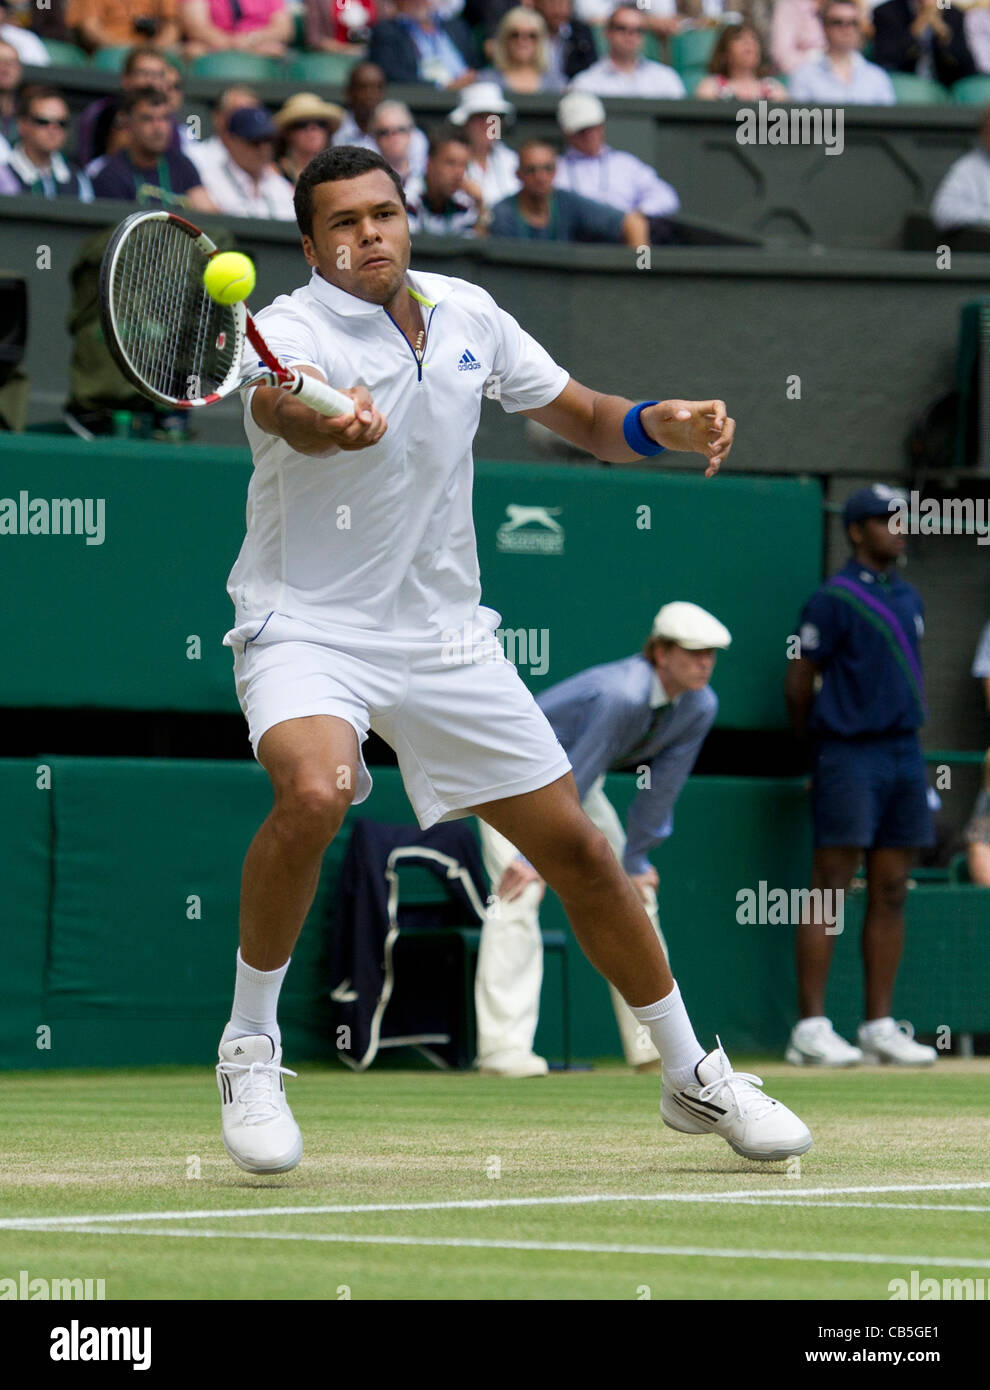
[475,778,669,1067]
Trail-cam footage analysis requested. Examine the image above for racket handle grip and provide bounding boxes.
[285,370,354,419]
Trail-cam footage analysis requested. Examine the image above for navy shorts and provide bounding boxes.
[811,734,934,850]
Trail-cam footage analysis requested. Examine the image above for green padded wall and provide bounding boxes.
[0,760,52,1065]
[0,436,821,729]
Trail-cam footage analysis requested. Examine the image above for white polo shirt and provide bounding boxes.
[226,268,569,643]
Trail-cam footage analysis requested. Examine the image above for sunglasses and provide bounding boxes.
[825,16,859,25]
[29,115,69,128]
[289,119,330,131]
[521,161,554,173]
[507,28,539,37]
[608,22,642,33]
[374,125,411,137]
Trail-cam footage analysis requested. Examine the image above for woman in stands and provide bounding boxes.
[479,7,562,93]
[694,22,787,101]
[274,92,342,186]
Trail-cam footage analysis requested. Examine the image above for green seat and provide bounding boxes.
[591,23,607,58]
[289,50,365,86]
[41,39,90,67]
[948,852,972,885]
[91,45,133,72]
[951,75,990,105]
[679,64,709,96]
[671,26,718,77]
[889,72,949,105]
[191,52,284,81]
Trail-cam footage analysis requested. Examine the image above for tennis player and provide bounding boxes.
[216,145,811,1173]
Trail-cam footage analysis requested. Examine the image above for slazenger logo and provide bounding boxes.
[457,349,482,371]
[496,505,564,556]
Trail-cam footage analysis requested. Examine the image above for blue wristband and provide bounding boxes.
[622,401,666,457]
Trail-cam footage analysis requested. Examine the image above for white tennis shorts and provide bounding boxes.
[226,607,572,828]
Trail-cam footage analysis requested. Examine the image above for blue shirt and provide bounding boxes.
[537,654,717,874]
[798,559,927,738]
[398,16,467,85]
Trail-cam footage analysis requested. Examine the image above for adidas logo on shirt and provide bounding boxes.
[457,349,482,371]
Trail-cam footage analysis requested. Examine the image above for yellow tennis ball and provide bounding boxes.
[203,252,256,305]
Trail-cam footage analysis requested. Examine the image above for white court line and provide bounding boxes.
[19,1225,990,1270]
[1,1181,988,1231]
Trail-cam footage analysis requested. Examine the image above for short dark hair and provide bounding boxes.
[123,45,166,76]
[427,123,470,158]
[293,145,406,237]
[17,84,63,118]
[517,136,558,162]
[123,85,169,115]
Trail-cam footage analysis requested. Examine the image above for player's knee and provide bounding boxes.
[550,822,617,894]
[273,774,354,847]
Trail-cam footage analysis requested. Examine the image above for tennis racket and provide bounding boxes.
[98,209,354,418]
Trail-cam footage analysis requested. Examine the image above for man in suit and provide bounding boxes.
[368,0,478,87]
[872,0,975,88]
[535,0,597,84]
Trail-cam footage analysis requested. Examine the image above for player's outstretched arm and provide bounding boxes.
[251,366,387,456]
[523,379,734,475]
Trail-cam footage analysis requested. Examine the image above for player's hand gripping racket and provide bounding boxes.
[99,209,354,418]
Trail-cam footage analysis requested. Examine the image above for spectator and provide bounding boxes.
[305,0,377,53]
[478,8,561,94]
[972,616,990,712]
[0,0,51,63]
[964,1,990,77]
[332,61,386,150]
[66,0,180,52]
[572,5,687,97]
[196,103,295,217]
[368,0,478,87]
[274,92,342,186]
[490,136,648,243]
[771,0,826,75]
[77,45,172,167]
[449,79,519,206]
[872,0,976,86]
[0,39,20,156]
[185,83,259,181]
[789,0,896,103]
[554,89,680,240]
[534,0,596,85]
[2,84,93,198]
[368,98,425,190]
[931,105,990,229]
[695,22,788,100]
[784,484,937,1068]
[91,85,214,209]
[180,0,292,59]
[964,750,990,885]
[405,123,486,234]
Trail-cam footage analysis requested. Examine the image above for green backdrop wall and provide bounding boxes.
[0,437,821,727]
[3,757,987,1073]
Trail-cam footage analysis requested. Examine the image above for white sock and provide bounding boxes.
[629,982,705,1089]
[860,1015,894,1036]
[222,950,290,1048]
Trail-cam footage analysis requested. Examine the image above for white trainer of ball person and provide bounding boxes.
[475,601,731,1077]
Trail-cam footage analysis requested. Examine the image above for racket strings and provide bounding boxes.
[110,220,239,402]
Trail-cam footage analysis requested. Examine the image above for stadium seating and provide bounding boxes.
[950,75,990,105]
[191,52,285,81]
[91,45,133,72]
[670,26,718,77]
[888,72,950,104]
[289,50,365,85]
[41,39,90,67]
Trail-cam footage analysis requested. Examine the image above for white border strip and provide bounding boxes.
[21,1226,990,1269]
[2,1181,988,1231]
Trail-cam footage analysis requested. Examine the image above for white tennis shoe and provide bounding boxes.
[857,1018,937,1066]
[217,1034,303,1174]
[786,1016,863,1067]
[662,1041,813,1160]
